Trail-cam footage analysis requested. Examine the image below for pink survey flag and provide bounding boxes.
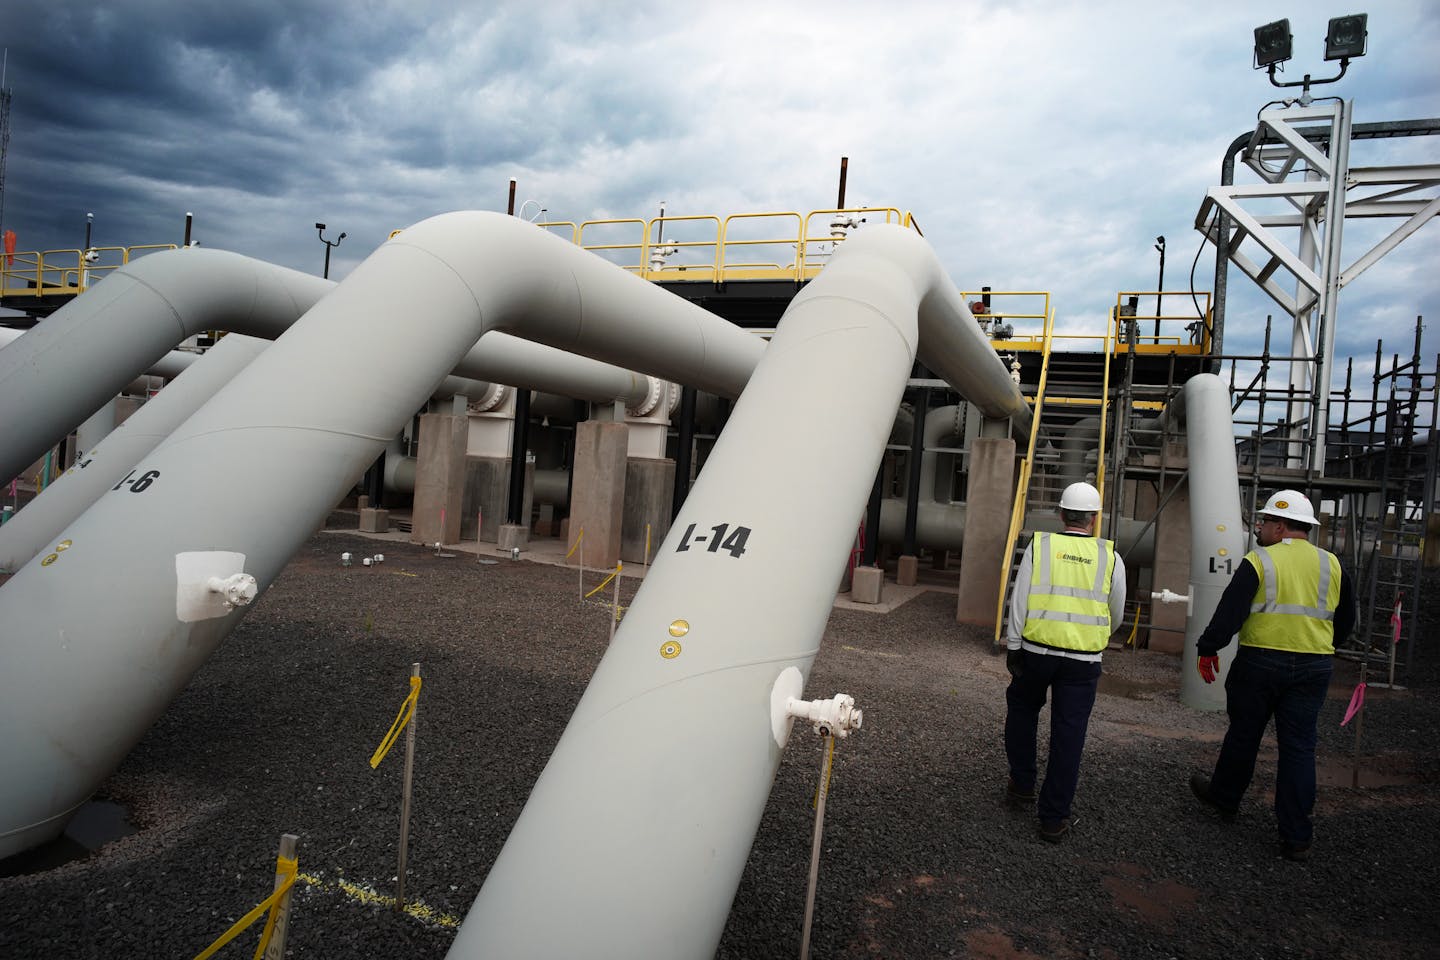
[1390,596,1403,646]
[1341,682,1366,727]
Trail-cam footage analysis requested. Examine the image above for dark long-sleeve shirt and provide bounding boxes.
[1196,547,1356,657]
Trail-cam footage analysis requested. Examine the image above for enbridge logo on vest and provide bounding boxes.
[1055,550,1094,565]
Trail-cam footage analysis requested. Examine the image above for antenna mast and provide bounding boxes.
[0,49,12,237]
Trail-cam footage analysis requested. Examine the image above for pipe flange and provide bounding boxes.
[626,376,665,418]
[467,383,510,414]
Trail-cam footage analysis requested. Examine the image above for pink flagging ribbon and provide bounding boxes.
[1390,597,1403,646]
[1341,682,1366,727]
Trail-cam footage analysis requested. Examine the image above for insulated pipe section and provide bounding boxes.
[874,498,1156,564]
[0,335,268,573]
[449,226,927,958]
[453,332,656,407]
[0,211,765,858]
[0,249,334,484]
[1176,373,1247,711]
[911,250,1033,440]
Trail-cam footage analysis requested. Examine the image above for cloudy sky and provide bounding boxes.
[2,0,1437,376]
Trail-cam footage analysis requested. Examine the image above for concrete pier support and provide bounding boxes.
[568,420,628,569]
[956,434,1015,626]
[411,412,466,545]
[462,456,533,542]
[622,458,674,564]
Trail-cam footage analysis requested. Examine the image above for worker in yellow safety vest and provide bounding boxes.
[1002,481,1127,843]
[1189,489,1355,862]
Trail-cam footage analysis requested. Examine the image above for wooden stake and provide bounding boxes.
[1351,659,1368,789]
[261,833,298,960]
[609,563,622,643]
[396,662,421,910]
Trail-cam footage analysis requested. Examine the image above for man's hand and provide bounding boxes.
[1006,649,1024,679]
[1197,655,1220,684]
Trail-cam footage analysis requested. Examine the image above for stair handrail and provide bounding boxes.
[992,303,1057,646]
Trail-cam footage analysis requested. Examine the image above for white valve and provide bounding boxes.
[829,214,865,240]
[340,552,352,567]
[205,573,258,611]
[1151,588,1193,615]
[373,554,385,564]
[648,243,678,271]
[786,693,863,738]
[362,557,372,567]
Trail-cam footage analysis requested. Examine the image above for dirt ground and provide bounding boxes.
[2,518,1438,958]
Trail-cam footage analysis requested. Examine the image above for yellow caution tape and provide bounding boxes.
[583,562,622,598]
[564,527,585,559]
[369,676,422,769]
[192,853,298,960]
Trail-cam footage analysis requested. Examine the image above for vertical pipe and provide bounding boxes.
[673,385,696,519]
[902,382,928,556]
[507,390,530,525]
[836,157,848,209]
[507,179,517,216]
[862,466,882,566]
[183,212,193,248]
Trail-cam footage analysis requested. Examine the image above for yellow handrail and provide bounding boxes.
[993,303,1057,645]
[1,243,179,298]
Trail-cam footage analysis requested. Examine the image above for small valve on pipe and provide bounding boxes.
[1151,588,1193,615]
[205,573,258,611]
[786,694,864,739]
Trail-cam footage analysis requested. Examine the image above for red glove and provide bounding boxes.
[1197,655,1220,684]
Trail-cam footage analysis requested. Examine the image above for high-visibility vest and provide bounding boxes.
[1022,532,1115,652]
[1240,539,1341,654]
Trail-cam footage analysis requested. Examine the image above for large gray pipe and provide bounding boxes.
[1175,373,1246,710]
[0,324,658,573]
[0,249,334,484]
[448,224,1001,957]
[0,211,766,858]
[0,335,268,573]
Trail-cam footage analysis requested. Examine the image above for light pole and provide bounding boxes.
[315,222,346,279]
[1153,235,1165,339]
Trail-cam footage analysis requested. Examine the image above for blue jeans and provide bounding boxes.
[1004,652,1102,823]
[1210,646,1333,844]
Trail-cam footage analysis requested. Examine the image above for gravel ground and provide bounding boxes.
[3,520,1439,959]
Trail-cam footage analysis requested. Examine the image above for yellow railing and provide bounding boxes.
[993,302,1057,646]
[1109,290,1213,355]
[1,244,179,299]
[542,206,917,284]
[961,290,1052,348]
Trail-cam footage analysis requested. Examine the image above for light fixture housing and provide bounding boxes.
[1253,19,1293,69]
[1325,13,1368,61]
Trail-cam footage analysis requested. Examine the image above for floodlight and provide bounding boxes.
[1253,19,1292,69]
[315,221,326,230]
[1325,13,1367,61]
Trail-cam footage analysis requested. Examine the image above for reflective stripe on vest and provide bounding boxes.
[1022,532,1115,652]
[1240,539,1341,654]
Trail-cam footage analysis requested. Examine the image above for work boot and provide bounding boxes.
[1189,773,1237,822]
[1279,839,1312,862]
[1004,778,1036,810]
[1038,817,1072,843]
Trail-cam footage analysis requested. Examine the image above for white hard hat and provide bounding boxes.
[1059,481,1102,512]
[1260,489,1317,526]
